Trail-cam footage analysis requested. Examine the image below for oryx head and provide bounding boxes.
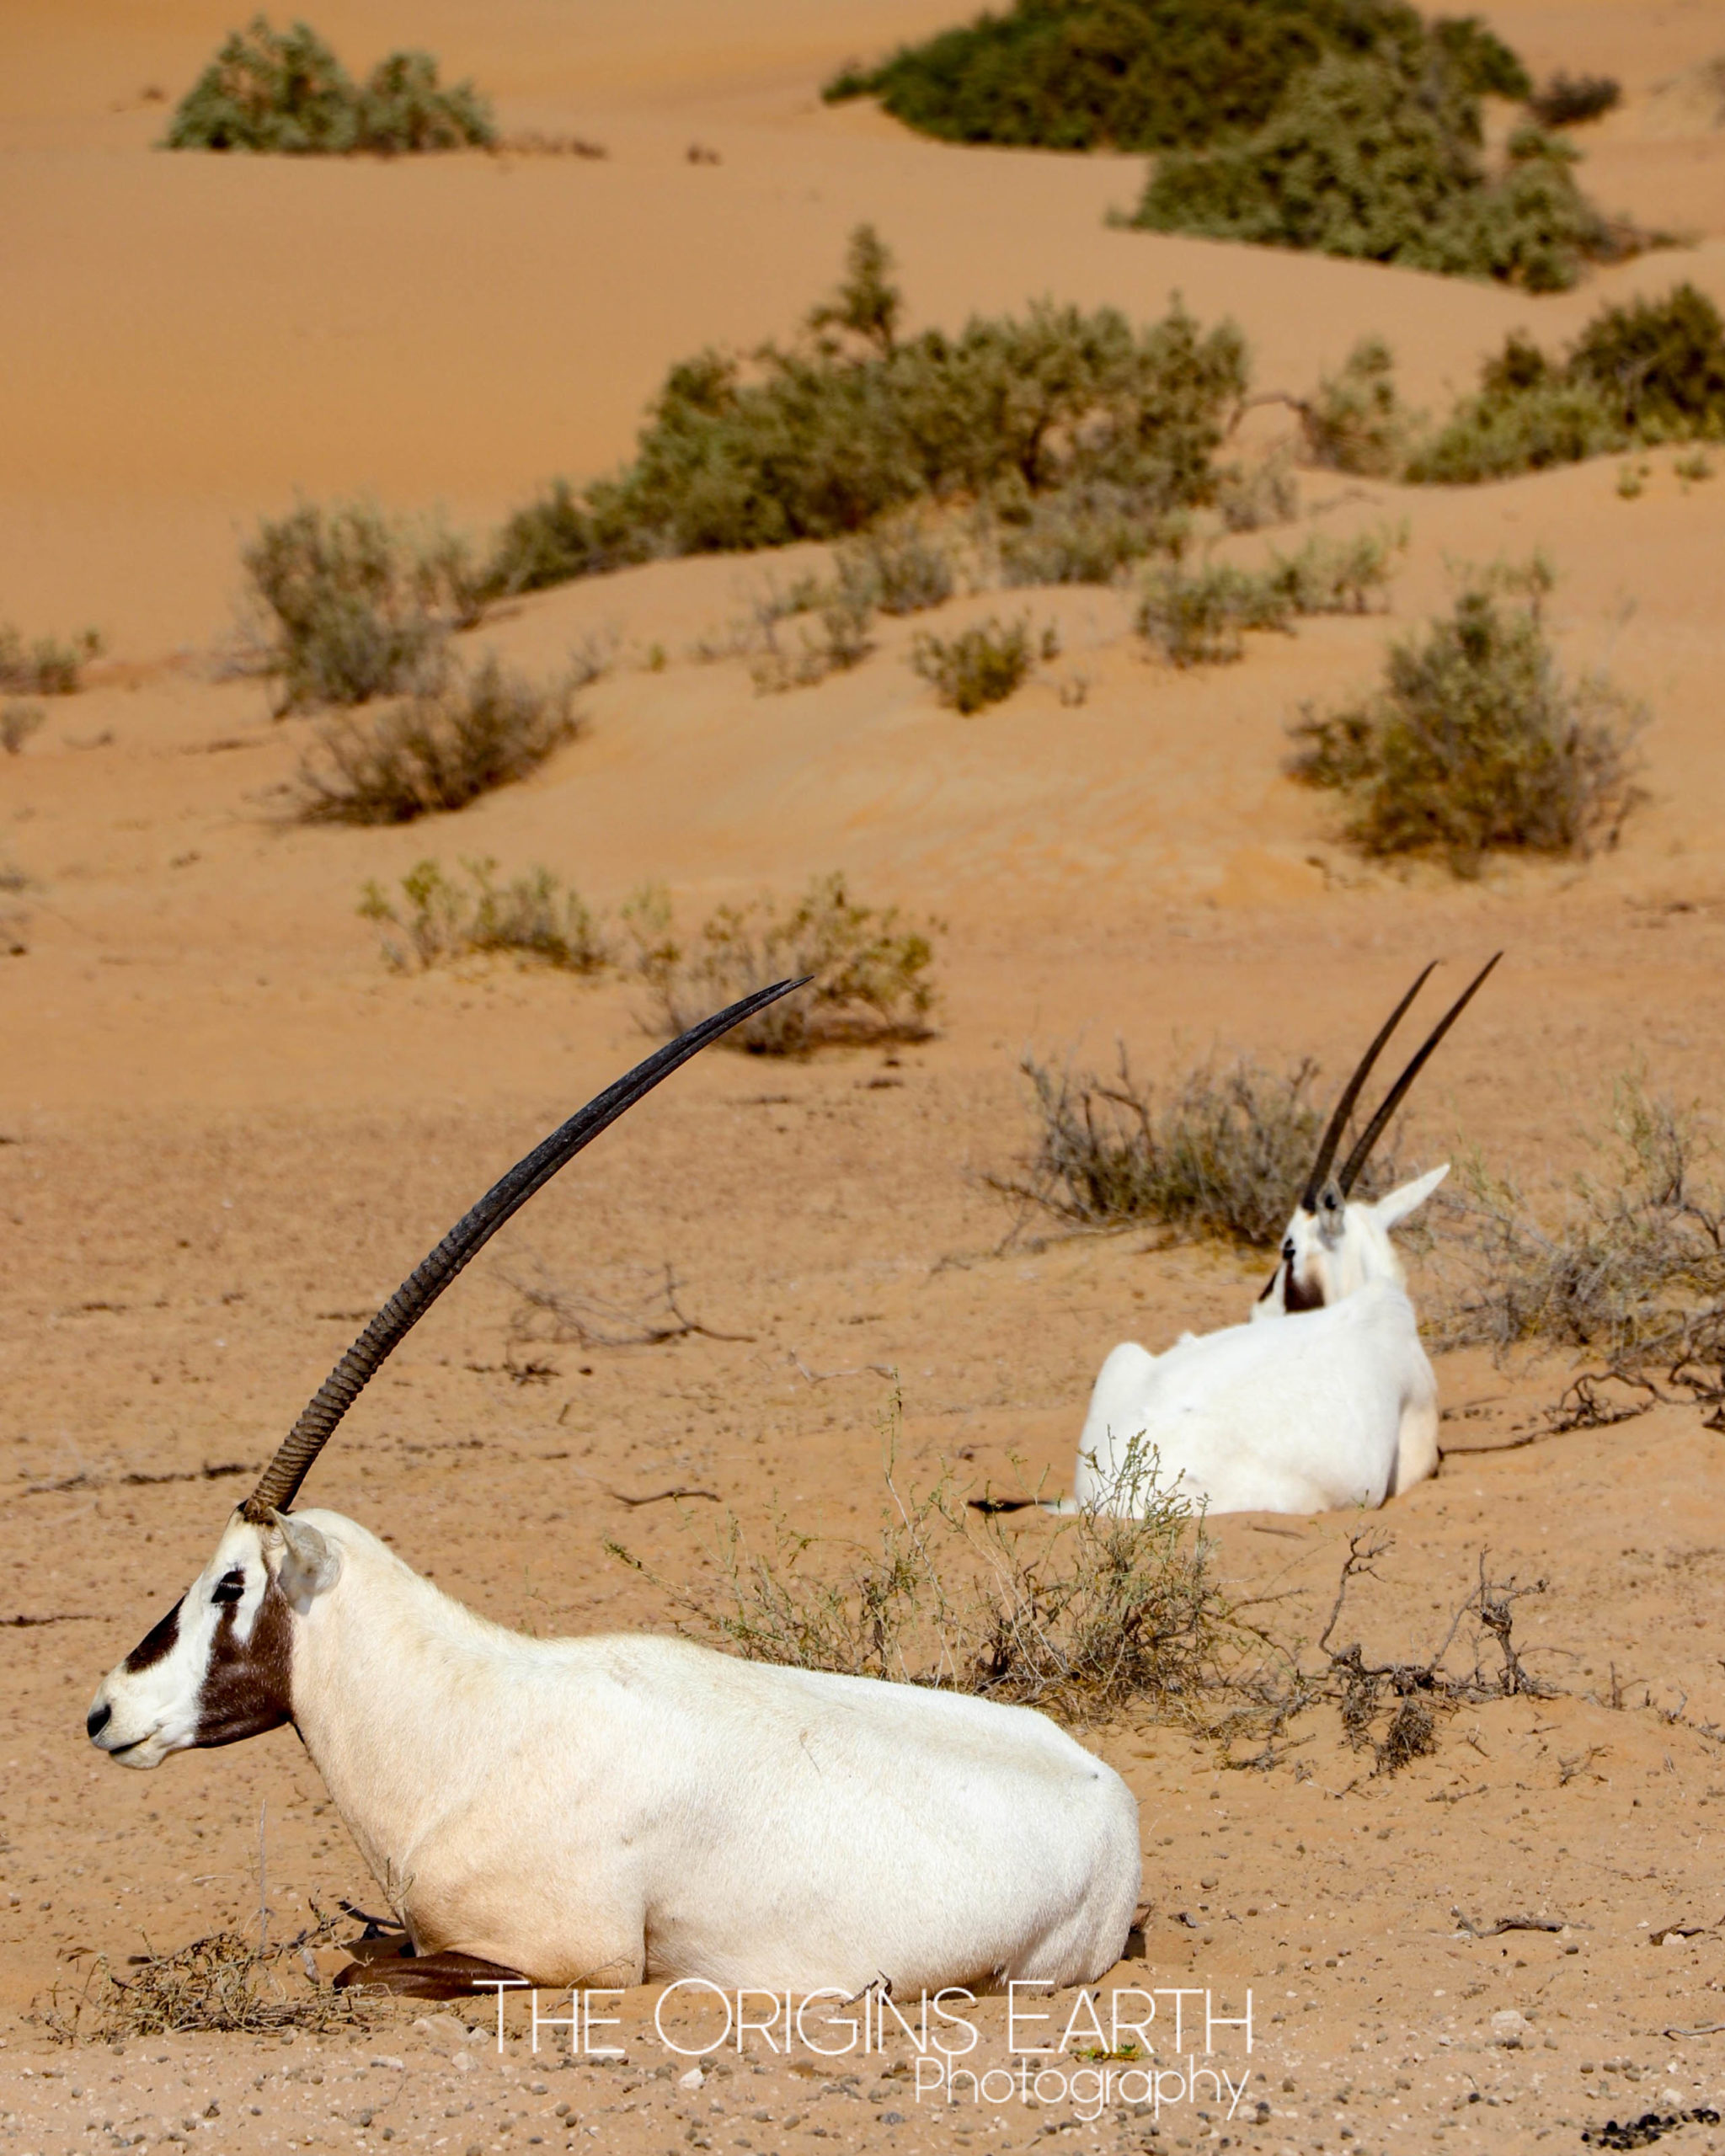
[88,980,804,1769]
[1253,954,1501,1321]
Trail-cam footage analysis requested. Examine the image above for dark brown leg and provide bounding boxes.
[334,1949,532,1999]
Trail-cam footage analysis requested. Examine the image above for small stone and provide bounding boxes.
[678,2068,705,2091]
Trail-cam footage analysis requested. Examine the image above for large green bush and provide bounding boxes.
[1411,284,1725,482]
[165,16,494,154]
[824,0,1525,152]
[1134,58,1619,290]
[486,229,1247,596]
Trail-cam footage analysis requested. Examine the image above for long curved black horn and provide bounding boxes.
[243,979,808,1520]
[1299,963,1439,1211]
[1336,953,1502,1196]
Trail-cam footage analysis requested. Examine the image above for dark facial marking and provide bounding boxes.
[1281,1257,1327,1315]
[194,1573,294,1748]
[122,1596,184,1675]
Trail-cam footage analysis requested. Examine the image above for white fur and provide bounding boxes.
[1071,1168,1448,1518]
[91,1510,1140,1993]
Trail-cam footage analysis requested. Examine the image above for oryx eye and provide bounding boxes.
[211,1572,245,1605]
[1282,1240,1295,1261]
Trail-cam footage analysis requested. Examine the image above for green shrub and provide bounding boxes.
[359,857,607,971]
[0,625,102,696]
[1300,336,1410,475]
[1137,526,1400,664]
[487,231,1247,592]
[296,655,579,824]
[1529,72,1620,128]
[1567,281,1725,434]
[824,0,1525,153]
[912,615,1054,712]
[1287,560,1643,870]
[244,499,483,712]
[1410,285,1725,483]
[1135,56,1620,290]
[622,873,937,1054]
[165,16,494,154]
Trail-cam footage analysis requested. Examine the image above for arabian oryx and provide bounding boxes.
[88,985,1140,1999]
[1071,955,1500,1518]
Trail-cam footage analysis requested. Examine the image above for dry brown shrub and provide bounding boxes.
[296,656,579,824]
[611,1422,1236,1727]
[1438,1074,1725,1405]
[995,1047,1405,1248]
[43,1913,364,2042]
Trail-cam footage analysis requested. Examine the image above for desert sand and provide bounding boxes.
[10,2,1725,2150]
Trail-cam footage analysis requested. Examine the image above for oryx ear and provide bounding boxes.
[270,1513,340,1612]
[1370,1163,1450,1232]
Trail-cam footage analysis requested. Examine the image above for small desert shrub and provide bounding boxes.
[997,1048,1351,1245]
[1300,336,1410,476]
[1287,560,1643,870]
[244,499,483,712]
[296,655,579,824]
[612,1421,1235,1724]
[992,478,1178,584]
[42,1917,360,2041]
[912,615,1053,712]
[1,702,46,755]
[1216,451,1301,533]
[0,860,28,956]
[749,584,875,694]
[1134,56,1621,291]
[0,624,102,696]
[1440,1075,1725,1385]
[1412,285,1725,483]
[359,857,607,972]
[824,0,1526,153]
[623,873,937,1054]
[165,16,494,154]
[1529,72,1621,128]
[488,230,1247,590]
[1137,526,1400,664]
[833,515,956,615]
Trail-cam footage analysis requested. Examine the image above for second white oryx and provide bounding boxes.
[1071,956,1500,1518]
[88,985,1140,1999]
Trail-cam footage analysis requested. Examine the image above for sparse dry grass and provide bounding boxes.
[296,656,579,824]
[358,857,608,972]
[995,1048,1349,1246]
[44,1914,364,2042]
[1439,1075,1725,1404]
[611,1418,1236,1726]
[622,873,937,1054]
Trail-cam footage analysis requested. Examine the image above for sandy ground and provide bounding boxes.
[12,2,1725,2152]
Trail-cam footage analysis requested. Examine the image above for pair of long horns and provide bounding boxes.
[1299,953,1502,1213]
[242,979,807,1523]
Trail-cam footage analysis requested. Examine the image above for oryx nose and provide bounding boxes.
[86,1700,111,1742]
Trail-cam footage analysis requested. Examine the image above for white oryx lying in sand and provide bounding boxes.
[1071,956,1499,1518]
[89,987,1139,1999]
